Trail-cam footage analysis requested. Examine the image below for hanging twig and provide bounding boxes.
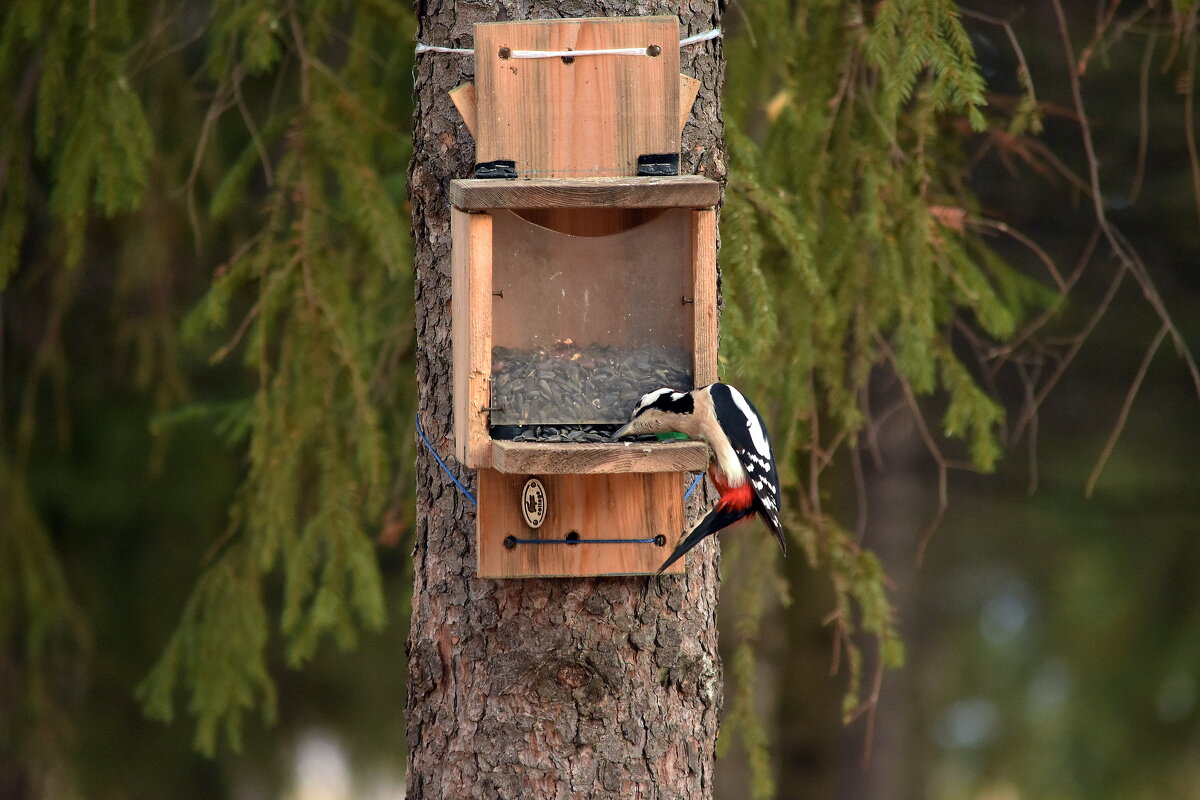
[232,66,275,188]
[1012,263,1126,443]
[1086,323,1170,497]
[876,337,948,567]
[961,7,1040,115]
[970,217,1067,291]
[1183,37,1200,229]
[984,223,1100,373]
[1128,27,1157,204]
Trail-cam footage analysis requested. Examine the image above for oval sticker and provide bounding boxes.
[521,478,547,529]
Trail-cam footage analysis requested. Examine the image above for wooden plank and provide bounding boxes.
[451,207,470,463]
[491,440,709,475]
[692,208,718,386]
[679,74,701,135]
[448,83,478,139]
[474,17,679,178]
[476,470,686,577]
[451,208,493,468]
[509,207,662,237]
[449,176,719,211]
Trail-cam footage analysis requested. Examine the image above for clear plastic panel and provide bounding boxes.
[490,208,694,425]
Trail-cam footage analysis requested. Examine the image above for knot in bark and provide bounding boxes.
[555,663,589,689]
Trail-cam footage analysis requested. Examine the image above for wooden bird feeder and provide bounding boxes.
[449,16,719,578]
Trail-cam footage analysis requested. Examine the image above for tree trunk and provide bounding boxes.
[406,3,726,799]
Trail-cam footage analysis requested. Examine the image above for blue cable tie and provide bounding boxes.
[509,537,660,545]
[504,534,668,548]
[415,413,477,506]
[684,471,703,501]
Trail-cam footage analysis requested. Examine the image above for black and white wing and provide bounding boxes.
[708,383,785,552]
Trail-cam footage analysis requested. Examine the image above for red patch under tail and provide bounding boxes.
[709,465,755,515]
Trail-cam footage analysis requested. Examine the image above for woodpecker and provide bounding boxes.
[612,383,785,573]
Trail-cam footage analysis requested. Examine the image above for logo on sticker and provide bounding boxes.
[521,478,547,528]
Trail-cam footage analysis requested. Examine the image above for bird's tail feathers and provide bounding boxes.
[766,514,787,556]
[657,505,749,574]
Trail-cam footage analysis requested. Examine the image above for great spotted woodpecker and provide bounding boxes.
[612,383,785,573]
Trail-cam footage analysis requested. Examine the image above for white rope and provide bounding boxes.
[511,45,646,58]
[414,43,473,55]
[678,28,721,47]
[415,26,721,58]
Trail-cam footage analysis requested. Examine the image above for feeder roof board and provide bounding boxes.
[473,17,681,178]
[449,176,720,211]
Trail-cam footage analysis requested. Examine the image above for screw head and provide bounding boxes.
[562,54,574,64]
[498,46,511,59]
[646,44,662,57]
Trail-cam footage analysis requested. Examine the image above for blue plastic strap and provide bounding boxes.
[509,537,660,545]
[415,414,477,506]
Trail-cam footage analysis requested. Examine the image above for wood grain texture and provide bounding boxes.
[477,470,686,577]
[448,82,477,139]
[488,206,691,361]
[509,206,664,237]
[474,17,680,177]
[491,440,709,474]
[679,74,701,135]
[450,175,719,210]
[692,208,718,386]
[451,208,493,468]
[443,67,699,158]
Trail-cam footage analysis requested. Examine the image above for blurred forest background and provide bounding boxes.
[2,1,1199,799]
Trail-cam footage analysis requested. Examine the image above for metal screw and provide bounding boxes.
[493,289,504,298]
[498,46,511,59]
[646,44,661,57]
[653,535,666,547]
[682,296,694,305]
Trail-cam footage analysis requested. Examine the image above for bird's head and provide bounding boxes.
[611,387,695,440]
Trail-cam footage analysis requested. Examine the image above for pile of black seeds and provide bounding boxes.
[490,342,691,428]
[490,423,658,443]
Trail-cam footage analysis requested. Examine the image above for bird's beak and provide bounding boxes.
[610,421,636,441]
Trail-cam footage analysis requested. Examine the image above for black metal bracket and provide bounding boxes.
[636,153,680,177]
[475,159,517,179]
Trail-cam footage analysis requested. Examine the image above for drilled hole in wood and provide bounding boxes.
[646,44,661,57]
[565,531,581,545]
[503,535,517,550]
[653,535,666,547]
[498,46,511,59]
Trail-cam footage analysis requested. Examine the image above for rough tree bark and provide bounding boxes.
[406,2,726,798]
